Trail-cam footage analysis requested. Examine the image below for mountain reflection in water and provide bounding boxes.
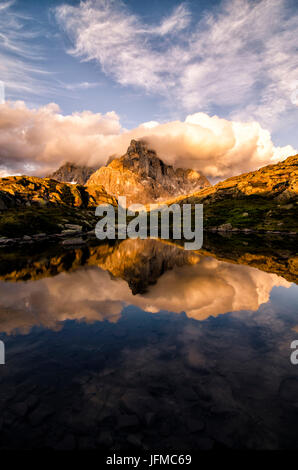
[0,235,297,450]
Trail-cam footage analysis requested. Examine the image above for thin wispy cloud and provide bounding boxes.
[63,81,101,91]
[0,0,54,100]
[55,0,298,128]
[0,0,297,179]
[55,0,190,94]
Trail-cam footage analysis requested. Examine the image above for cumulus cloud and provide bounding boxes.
[0,101,122,175]
[135,113,297,178]
[55,0,298,126]
[0,101,296,179]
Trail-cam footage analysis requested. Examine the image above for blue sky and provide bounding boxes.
[0,0,298,177]
[1,0,222,126]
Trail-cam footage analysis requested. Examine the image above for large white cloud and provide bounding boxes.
[0,101,296,180]
[0,101,122,175]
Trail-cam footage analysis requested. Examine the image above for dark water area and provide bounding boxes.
[0,235,297,451]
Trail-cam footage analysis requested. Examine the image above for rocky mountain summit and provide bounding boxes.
[48,162,97,185]
[0,147,297,240]
[87,139,210,204]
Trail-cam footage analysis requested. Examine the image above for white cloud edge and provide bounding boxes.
[0,100,296,180]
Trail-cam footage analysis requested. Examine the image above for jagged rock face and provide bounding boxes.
[87,139,210,204]
[181,154,298,204]
[173,154,298,233]
[48,162,98,185]
[0,176,116,210]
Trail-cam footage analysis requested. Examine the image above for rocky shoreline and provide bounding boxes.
[0,225,296,247]
[0,223,97,247]
[206,224,297,235]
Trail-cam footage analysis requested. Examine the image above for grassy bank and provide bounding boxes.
[0,206,98,238]
[201,195,297,232]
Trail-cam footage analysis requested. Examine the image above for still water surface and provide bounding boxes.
[0,236,297,450]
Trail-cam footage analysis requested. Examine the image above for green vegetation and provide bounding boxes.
[199,196,298,232]
[0,206,97,237]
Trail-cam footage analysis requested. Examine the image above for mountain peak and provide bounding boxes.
[48,162,98,185]
[127,139,149,154]
[125,138,157,158]
[87,139,211,204]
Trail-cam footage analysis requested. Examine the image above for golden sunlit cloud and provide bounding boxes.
[0,101,296,180]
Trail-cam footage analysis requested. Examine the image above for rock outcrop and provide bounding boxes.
[180,154,298,204]
[172,154,298,233]
[1,150,297,236]
[48,162,98,185]
[87,139,210,204]
[0,176,116,210]
[0,176,117,238]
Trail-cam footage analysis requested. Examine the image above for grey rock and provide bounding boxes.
[86,230,96,237]
[0,238,15,245]
[64,224,83,231]
[61,229,81,235]
[218,223,233,231]
[32,233,47,239]
[48,162,97,185]
[61,237,85,245]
